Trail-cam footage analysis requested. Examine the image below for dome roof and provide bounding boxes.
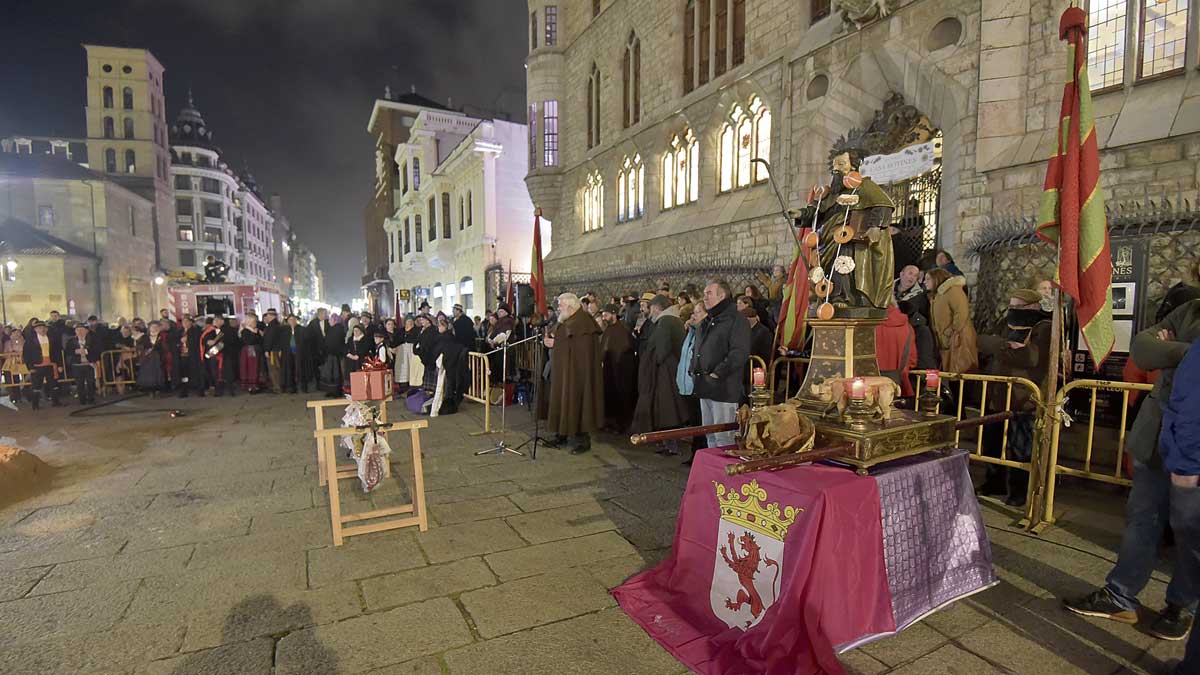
[169,90,219,150]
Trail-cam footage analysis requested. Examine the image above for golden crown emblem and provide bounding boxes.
[714,480,801,542]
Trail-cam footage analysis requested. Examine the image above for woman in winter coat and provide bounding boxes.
[926,267,978,374]
[237,316,266,393]
[344,324,370,376]
[134,321,168,395]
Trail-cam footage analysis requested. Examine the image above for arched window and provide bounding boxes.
[415,215,423,252]
[123,117,134,139]
[719,96,770,192]
[587,64,601,148]
[103,86,114,108]
[664,130,699,208]
[460,276,474,312]
[432,283,444,313]
[583,171,604,232]
[104,148,116,173]
[125,150,136,173]
[103,116,115,139]
[617,154,644,222]
[122,87,133,109]
[623,32,641,128]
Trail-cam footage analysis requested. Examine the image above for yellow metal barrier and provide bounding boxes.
[768,356,809,402]
[0,351,27,392]
[1040,378,1151,527]
[464,351,492,434]
[909,370,1042,464]
[101,349,137,391]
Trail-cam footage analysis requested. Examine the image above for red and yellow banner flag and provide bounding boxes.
[1036,7,1114,367]
[774,229,811,352]
[530,209,547,320]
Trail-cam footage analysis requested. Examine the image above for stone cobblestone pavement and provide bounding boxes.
[0,393,1187,674]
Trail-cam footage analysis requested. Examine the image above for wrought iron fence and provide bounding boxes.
[968,186,1200,335]
[882,163,942,271]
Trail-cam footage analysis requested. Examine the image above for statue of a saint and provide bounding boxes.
[799,146,895,313]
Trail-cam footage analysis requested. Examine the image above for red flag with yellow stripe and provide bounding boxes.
[1036,7,1114,367]
[774,229,812,353]
[530,209,547,320]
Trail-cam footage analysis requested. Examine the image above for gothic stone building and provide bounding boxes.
[524,0,1199,302]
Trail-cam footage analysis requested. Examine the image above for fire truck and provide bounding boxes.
[166,276,287,319]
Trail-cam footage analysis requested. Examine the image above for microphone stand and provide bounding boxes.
[475,333,540,457]
[510,324,551,460]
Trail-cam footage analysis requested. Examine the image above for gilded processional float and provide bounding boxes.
[633,121,1005,475]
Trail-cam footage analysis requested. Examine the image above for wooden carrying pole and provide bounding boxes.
[630,422,739,445]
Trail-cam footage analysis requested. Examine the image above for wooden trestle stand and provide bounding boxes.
[307,398,429,546]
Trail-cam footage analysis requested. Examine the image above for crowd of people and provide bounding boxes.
[0,302,511,414]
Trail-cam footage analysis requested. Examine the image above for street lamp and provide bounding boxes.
[154,275,165,286]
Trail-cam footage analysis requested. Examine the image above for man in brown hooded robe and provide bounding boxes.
[543,293,604,454]
[599,304,637,432]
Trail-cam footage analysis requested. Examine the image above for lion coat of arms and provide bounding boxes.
[710,480,801,630]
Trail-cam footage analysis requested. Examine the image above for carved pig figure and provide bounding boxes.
[811,376,901,421]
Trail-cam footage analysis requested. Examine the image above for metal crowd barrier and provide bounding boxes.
[100,349,137,391]
[768,356,809,402]
[1039,378,1151,528]
[464,351,492,434]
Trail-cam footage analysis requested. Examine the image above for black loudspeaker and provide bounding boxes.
[515,283,534,318]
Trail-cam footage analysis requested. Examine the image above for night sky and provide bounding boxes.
[0,0,528,302]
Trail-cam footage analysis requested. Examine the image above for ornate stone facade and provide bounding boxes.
[525,0,1199,299]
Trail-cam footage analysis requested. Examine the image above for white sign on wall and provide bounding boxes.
[859,141,936,185]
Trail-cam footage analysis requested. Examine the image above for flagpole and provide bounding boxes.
[1025,241,1062,532]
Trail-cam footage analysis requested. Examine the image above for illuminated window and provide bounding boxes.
[545,6,558,46]
[664,130,699,208]
[583,171,604,232]
[1138,0,1189,80]
[623,32,641,128]
[529,102,538,168]
[543,100,559,166]
[719,96,770,192]
[617,154,644,222]
[1088,0,1128,90]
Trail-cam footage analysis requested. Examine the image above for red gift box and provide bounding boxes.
[350,369,392,401]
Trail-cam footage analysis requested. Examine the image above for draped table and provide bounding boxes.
[612,448,995,675]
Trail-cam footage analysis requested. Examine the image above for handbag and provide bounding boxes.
[405,388,431,414]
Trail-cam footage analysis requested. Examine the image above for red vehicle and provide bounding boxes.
[167,281,286,319]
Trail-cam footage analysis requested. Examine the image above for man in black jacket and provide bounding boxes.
[307,307,330,379]
[691,280,750,448]
[262,309,284,393]
[22,320,63,409]
[320,307,350,397]
[65,323,101,404]
[451,304,476,352]
[173,315,204,397]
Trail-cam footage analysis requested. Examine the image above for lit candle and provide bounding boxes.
[850,377,866,400]
[752,368,766,388]
[925,370,940,390]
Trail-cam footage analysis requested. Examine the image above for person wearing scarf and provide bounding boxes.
[414,316,440,392]
[977,288,1053,506]
[345,324,370,384]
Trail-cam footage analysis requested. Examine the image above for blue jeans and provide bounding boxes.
[699,399,738,449]
[1104,460,1200,612]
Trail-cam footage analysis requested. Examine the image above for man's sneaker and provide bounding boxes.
[1063,589,1139,624]
[1149,605,1193,641]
